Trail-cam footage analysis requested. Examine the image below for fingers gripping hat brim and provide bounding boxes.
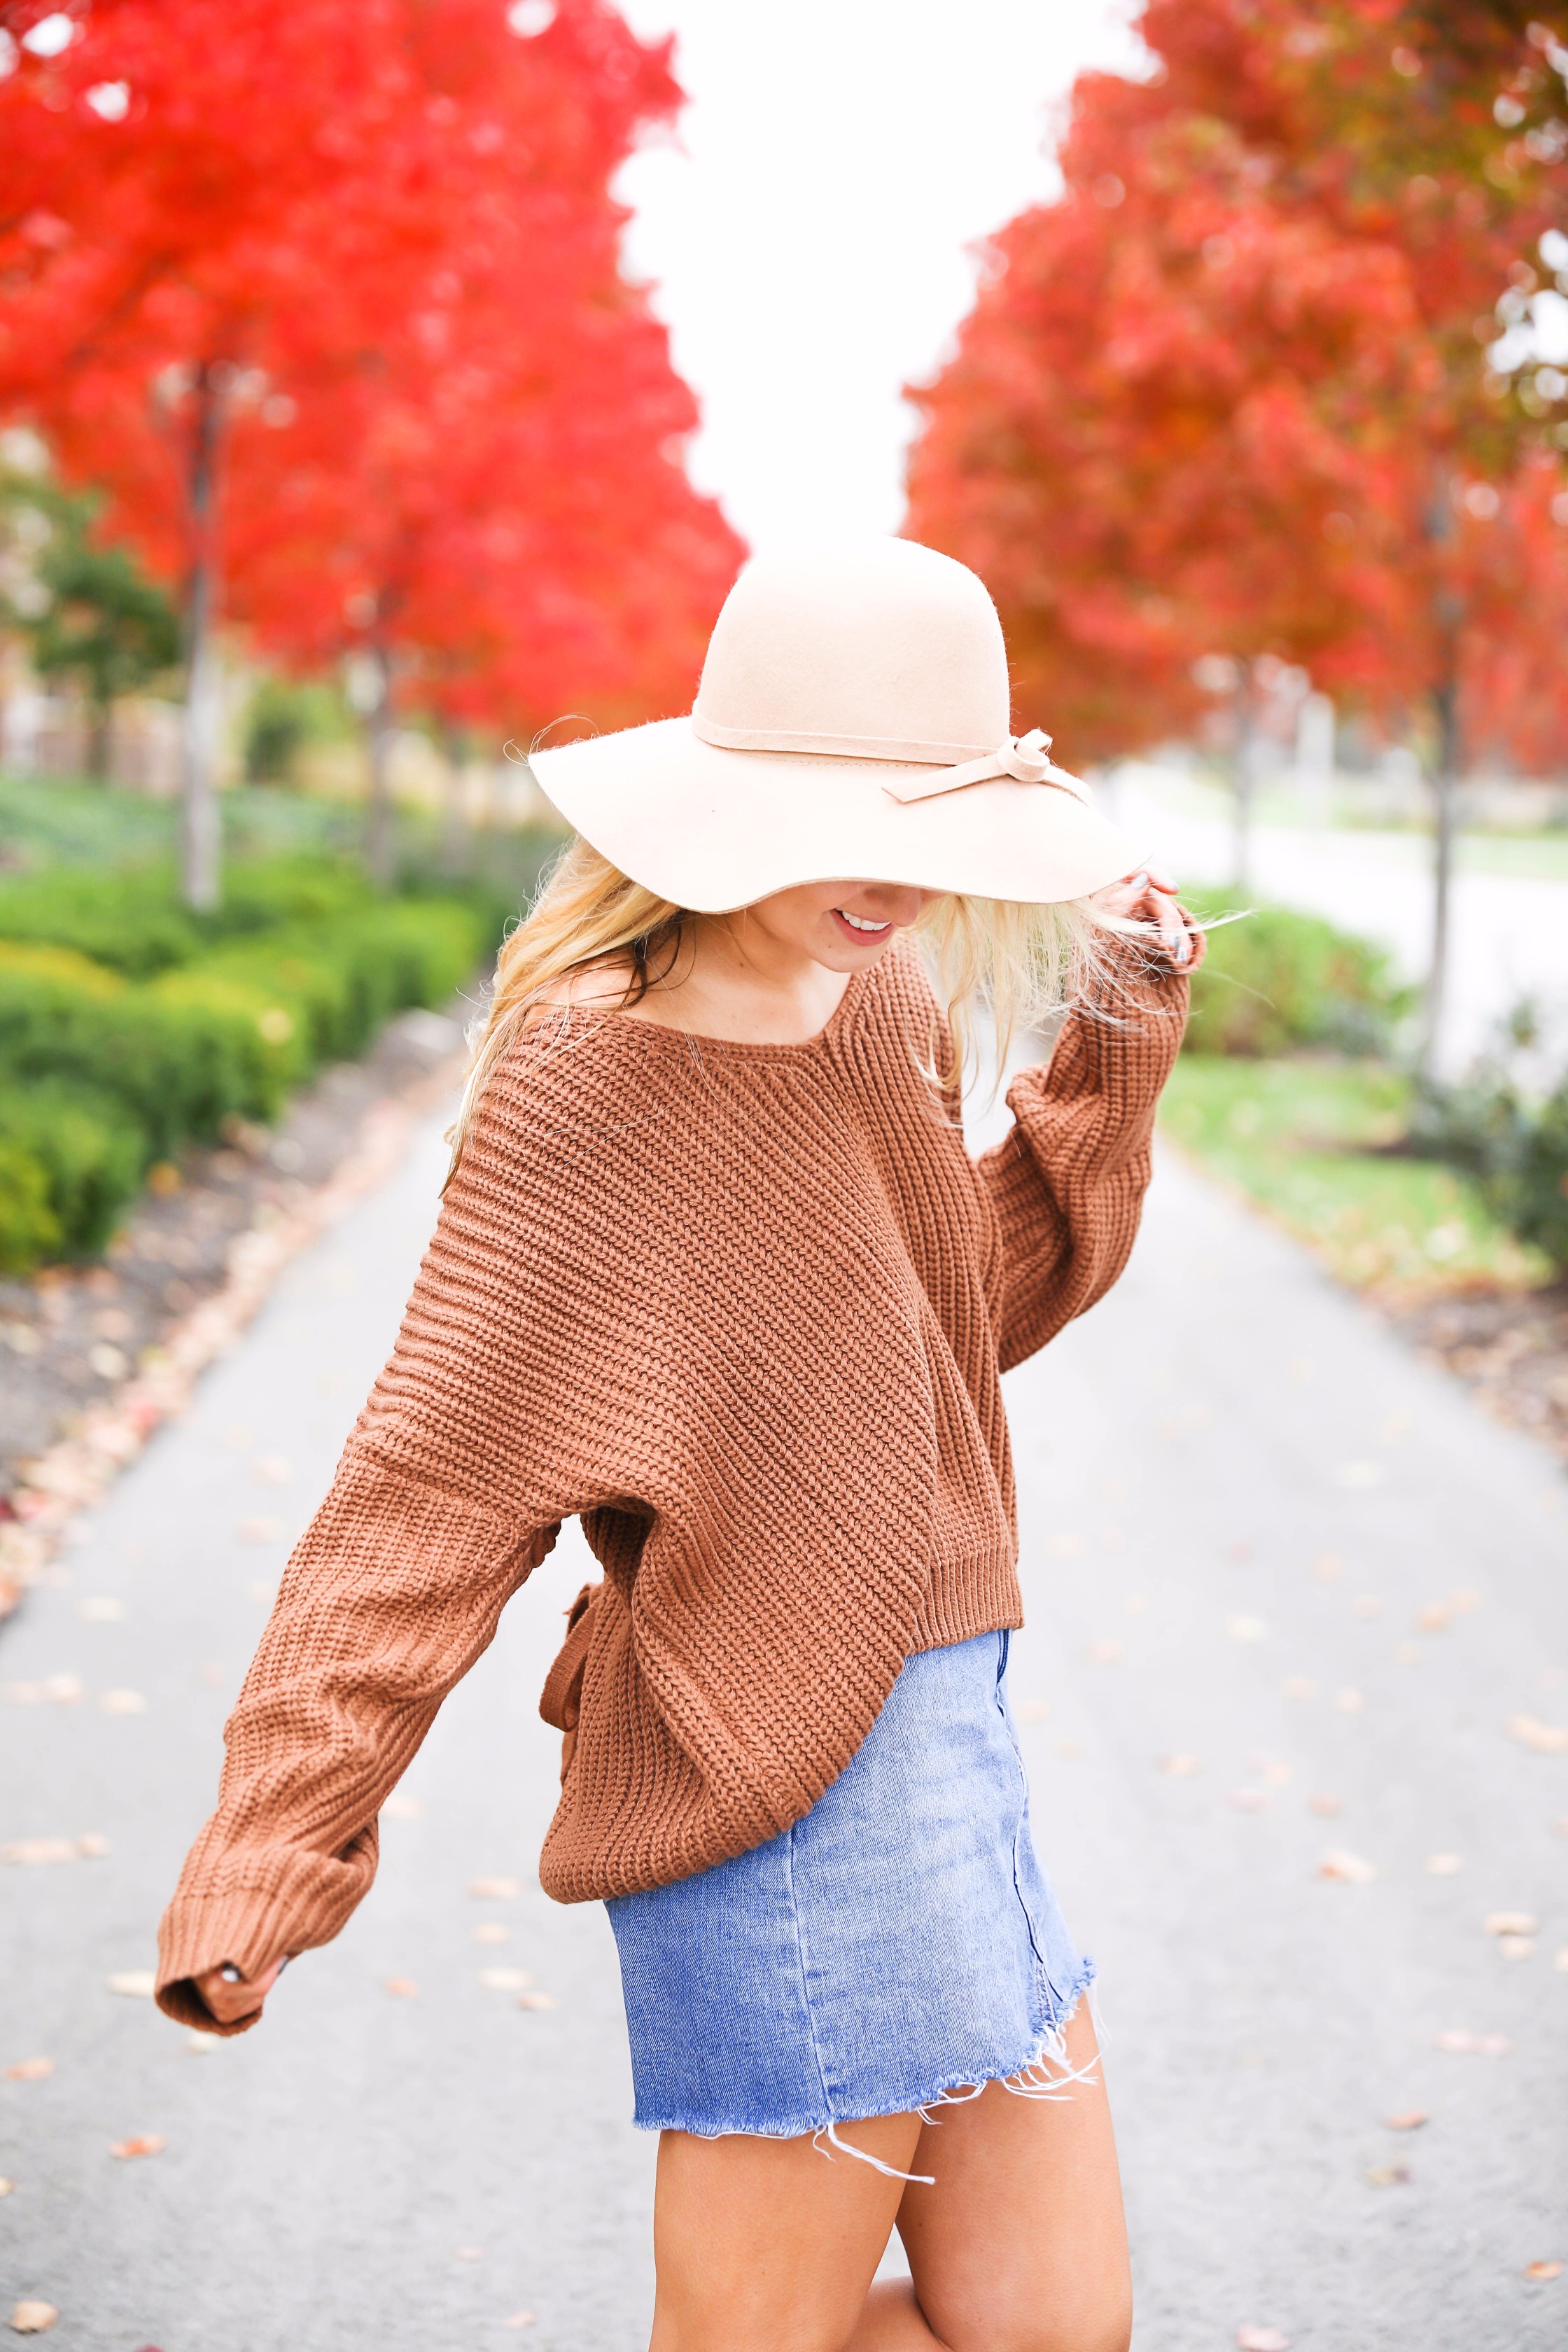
[530,720,1142,914]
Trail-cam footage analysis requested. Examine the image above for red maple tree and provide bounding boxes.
[0,0,741,897]
[905,0,1568,1049]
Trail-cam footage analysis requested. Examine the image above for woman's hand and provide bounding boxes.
[193,1954,288,2028]
[1096,865,1201,967]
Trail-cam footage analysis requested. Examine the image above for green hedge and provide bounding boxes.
[0,854,377,978]
[0,890,489,1272]
[1411,1063,1568,1273]
[1185,904,1413,1058]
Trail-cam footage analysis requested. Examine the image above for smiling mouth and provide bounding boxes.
[834,910,892,937]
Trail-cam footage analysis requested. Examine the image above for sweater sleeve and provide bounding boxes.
[977,960,1189,1373]
[155,1030,647,2032]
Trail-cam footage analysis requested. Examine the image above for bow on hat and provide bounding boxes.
[881,729,1092,807]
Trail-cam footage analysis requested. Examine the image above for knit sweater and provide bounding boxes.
[155,944,1187,2030]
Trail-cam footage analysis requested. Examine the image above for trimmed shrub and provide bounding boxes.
[0,1137,60,1273]
[0,940,290,1152]
[1185,904,1413,1058]
[1412,1065,1568,1273]
[0,1082,146,1259]
[0,855,375,976]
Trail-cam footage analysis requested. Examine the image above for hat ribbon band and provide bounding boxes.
[881,729,1091,807]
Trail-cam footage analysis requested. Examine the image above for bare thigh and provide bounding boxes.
[647,2003,1128,2352]
[649,2110,922,2352]
[886,2000,1131,2352]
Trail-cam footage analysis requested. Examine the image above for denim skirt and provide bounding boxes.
[605,1629,1093,2141]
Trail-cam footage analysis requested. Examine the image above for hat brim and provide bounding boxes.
[530,719,1144,913]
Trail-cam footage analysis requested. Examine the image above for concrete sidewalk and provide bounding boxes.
[1,1110,1564,2349]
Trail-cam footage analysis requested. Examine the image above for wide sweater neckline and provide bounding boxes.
[565,961,869,1065]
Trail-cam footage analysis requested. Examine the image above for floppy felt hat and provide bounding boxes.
[528,536,1142,912]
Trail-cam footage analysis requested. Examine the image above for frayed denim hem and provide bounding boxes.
[631,1959,1102,2186]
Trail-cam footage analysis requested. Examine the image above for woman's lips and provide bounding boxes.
[832,909,892,944]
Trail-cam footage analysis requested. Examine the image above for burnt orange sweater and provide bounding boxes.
[157,946,1186,2029]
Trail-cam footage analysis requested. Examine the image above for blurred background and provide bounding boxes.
[1,5,1567,2349]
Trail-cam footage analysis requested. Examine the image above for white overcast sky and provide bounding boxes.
[612,0,1144,553]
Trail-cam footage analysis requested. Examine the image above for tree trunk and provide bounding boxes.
[364,645,396,889]
[87,700,111,782]
[439,722,470,877]
[1231,663,1259,894]
[1422,667,1462,1077]
[180,365,225,913]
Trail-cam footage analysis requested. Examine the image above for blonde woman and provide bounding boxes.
[156,540,1201,2352]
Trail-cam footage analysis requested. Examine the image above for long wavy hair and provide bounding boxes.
[447,835,1147,1177]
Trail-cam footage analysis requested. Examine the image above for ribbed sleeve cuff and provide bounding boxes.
[155,1885,315,2034]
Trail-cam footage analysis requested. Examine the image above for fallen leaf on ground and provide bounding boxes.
[3,1840,78,1867]
[1016,1698,1047,1721]
[503,2314,536,2329]
[251,1455,293,1486]
[1122,1590,1147,1612]
[186,2034,220,2055]
[452,2246,485,2260]
[1227,1614,1266,1643]
[1434,2029,1510,2055]
[1085,1641,1124,1665]
[76,1833,109,1858]
[246,1581,277,1605]
[4,2059,52,2082]
[468,1877,524,1900]
[1525,2262,1563,2281]
[75,1597,125,1623]
[1335,1461,1380,1488]
[1236,2328,1289,2351]
[1252,1756,1292,1785]
[237,1518,281,1546]
[1485,1912,1539,1937]
[1312,1552,1343,1581]
[1426,1854,1464,1876]
[382,1793,423,1821]
[1047,1532,1082,1559]
[8,2303,57,2333]
[1156,1754,1200,1777]
[1393,1642,1420,1665]
[478,1968,534,1993]
[1383,2111,1428,2130]
[1498,1935,1536,1959]
[1554,1947,1568,1973]
[1417,1604,1452,1632]
[1351,1595,1380,1620]
[1227,1790,1270,1812]
[41,1676,83,1704]
[515,1990,556,2011]
[1508,1714,1568,1755]
[109,2135,164,2161]
[1281,1677,1318,1701]
[1366,2164,1410,2186]
[1336,1689,1365,1715]
[382,1977,419,1999]
[1320,1849,1376,1884]
[1552,1818,1568,1840]
[0,2179,13,2195]
[474,1923,510,1945]
[99,1690,146,1716]
[106,1972,155,1998]
[1308,1795,1343,1816]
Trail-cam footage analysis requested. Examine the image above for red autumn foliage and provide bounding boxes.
[0,0,741,742]
[904,0,1568,774]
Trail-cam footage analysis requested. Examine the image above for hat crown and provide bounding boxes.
[693,538,1011,763]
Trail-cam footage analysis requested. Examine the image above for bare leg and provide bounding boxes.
[650,2111,923,2352]
[648,2002,1128,2352]
[859,2000,1131,2352]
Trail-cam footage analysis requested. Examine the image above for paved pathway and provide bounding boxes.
[3,1102,1566,2350]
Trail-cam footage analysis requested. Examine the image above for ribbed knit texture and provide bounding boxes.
[156,945,1186,2030]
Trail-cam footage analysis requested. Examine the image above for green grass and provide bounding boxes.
[1159,1056,1550,1293]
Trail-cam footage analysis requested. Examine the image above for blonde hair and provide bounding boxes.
[448,836,1147,1175]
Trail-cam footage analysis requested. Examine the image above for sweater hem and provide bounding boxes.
[908,1547,1022,1654]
